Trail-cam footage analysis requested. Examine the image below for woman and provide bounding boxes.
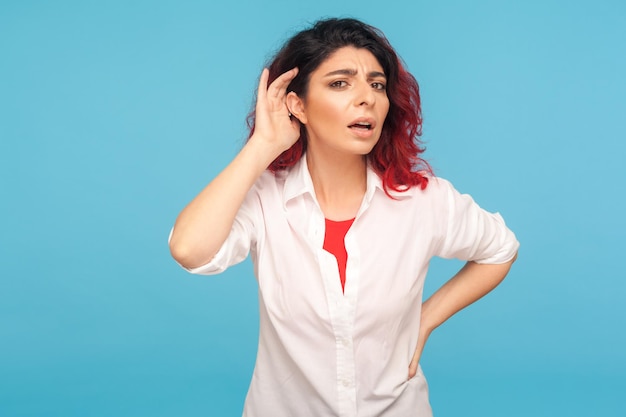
[169,18,519,417]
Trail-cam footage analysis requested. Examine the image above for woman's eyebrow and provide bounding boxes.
[368,71,386,79]
[323,69,357,77]
[323,69,386,79]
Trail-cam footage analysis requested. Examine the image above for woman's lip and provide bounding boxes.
[348,117,376,129]
[348,125,376,138]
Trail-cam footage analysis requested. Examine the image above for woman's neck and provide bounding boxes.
[306,150,367,221]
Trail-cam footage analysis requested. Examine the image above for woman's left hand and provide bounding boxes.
[408,323,432,380]
[407,257,517,380]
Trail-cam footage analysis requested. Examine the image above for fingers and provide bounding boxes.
[256,68,270,102]
[252,67,302,148]
[256,68,298,117]
[408,350,419,380]
[408,335,427,380]
[267,67,298,99]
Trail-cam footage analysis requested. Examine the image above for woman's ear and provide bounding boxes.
[286,91,307,124]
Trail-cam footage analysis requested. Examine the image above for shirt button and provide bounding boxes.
[342,379,351,387]
[342,338,350,347]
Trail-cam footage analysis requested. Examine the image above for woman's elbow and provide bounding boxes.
[169,235,215,270]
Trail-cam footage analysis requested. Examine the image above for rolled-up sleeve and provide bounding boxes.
[437,179,519,264]
[170,187,260,275]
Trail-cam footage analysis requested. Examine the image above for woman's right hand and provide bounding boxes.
[169,68,301,269]
[250,67,301,154]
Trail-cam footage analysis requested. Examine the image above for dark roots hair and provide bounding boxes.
[247,18,431,193]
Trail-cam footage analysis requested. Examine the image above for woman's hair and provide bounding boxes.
[247,18,431,193]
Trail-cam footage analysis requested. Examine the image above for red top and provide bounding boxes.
[323,218,355,292]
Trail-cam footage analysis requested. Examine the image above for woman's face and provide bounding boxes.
[289,46,390,158]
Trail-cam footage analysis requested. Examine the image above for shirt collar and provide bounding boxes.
[365,165,414,201]
[282,155,413,207]
[282,155,316,204]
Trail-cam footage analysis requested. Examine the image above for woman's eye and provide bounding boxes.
[330,80,348,88]
[372,82,386,90]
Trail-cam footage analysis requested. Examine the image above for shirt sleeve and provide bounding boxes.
[170,186,260,276]
[436,178,519,264]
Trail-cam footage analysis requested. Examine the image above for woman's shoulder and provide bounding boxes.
[401,175,455,197]
[425,176,455,192]
[248,167,296,201]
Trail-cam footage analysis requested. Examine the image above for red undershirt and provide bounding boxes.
[323,218,355,292]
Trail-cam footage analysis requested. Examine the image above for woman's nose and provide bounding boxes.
[354,80,375,106]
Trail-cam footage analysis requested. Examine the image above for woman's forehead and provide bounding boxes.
[316,47,385,75]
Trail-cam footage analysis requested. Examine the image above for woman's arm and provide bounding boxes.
[169,68,299,269]
[408,254,517,379]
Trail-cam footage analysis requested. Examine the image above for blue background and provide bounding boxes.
[1,0,625,416]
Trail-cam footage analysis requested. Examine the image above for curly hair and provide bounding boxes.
[247,18,431,193]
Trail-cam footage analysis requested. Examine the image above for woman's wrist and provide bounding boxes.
[247,134,291,164]
[242,135,285,170]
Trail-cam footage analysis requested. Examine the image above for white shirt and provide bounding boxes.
[177,156,519,417]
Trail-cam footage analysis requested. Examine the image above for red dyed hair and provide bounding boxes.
[247,18,431,194]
